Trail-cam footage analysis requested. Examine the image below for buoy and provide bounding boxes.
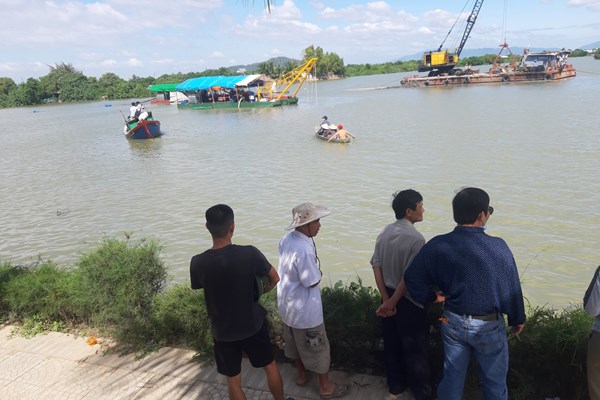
[502,74,510,82]
[104,104,112,107]
[544,74,552,80]
[464,76,471,83]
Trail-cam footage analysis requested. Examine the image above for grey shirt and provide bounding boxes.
[370,218,425,306]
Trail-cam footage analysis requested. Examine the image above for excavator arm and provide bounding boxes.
[418,0,484,74]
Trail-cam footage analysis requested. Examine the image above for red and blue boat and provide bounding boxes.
[124,115,161,139]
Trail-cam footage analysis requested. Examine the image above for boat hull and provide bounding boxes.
[315,130,352,144]
[401,65,576,87]
[177,97,298,110]
[124,120,161,139]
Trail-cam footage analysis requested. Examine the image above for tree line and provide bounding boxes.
[1,47,597,108]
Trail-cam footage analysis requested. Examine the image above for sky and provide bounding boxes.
[1,0,600,82]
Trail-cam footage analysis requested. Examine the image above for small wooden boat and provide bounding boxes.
[124,116,161,139]
[315,127,352,143]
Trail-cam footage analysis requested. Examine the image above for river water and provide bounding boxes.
[1,57,599,308]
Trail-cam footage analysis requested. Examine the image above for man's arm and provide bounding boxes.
[263,265,280,293]
[376,278,406,317]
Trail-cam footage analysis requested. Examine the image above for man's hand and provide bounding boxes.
[376,300,397,317]
[510,324,525,336]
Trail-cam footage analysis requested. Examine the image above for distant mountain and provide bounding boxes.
[227,56,300,74]
[579,41,600,49]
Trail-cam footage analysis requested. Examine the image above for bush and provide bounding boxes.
[2,260,77,322]
[151,284,213,356]
[321,279,383,372]
[507,305,592,399]
[73,237,167,347]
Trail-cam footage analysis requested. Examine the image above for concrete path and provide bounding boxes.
[0,325,393,400]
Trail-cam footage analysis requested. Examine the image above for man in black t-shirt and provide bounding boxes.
[190,204,286,400]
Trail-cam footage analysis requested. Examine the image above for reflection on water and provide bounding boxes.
[128,136,164,158]
[1,57,600,308]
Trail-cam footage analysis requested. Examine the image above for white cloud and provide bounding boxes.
[210,51,225,59]
[101,59,117,67]
[126,58,142,66]
[568,0,600,10]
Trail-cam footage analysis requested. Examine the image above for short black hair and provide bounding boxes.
[205,204,234,238]
[452,187,490,225]
[392,189,423,219]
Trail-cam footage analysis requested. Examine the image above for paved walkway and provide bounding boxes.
[0,325,393,399]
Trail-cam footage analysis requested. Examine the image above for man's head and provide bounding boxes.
[452,187,493,225]
[131,102,136,106]
[286,202,331,237]
[392,189,424,223]
[205,204,234,238]
[338,124,343,129]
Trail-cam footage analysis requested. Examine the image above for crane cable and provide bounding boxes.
[438,0,471,51]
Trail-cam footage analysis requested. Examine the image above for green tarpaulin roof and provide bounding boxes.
[149,83,179,93]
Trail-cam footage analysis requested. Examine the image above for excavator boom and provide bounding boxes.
[418,0,484,74]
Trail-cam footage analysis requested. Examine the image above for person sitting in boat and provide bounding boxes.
[138,108,151,122]
[327,124,355,142]
[317,116,337,137]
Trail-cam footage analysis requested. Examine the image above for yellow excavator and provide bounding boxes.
[257,57,318,101]
[418,0,484,76]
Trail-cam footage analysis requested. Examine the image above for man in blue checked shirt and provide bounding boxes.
[404,187,526,400]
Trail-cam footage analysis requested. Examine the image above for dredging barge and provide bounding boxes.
[401,49,576,88]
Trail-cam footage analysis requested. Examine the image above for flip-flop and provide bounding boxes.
[320,383,350,399]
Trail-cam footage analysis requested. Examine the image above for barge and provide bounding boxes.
[401,50,576,88]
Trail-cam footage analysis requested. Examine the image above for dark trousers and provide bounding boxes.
[382,291,432,400]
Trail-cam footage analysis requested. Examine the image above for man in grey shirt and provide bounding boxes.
[371,189,433,400]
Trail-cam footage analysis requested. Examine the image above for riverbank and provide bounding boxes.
[0,238,593,399]
[0,324,393,399]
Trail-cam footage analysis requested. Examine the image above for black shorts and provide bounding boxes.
[213,319,275,377]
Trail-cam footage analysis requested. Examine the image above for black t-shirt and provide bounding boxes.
[190,244,270,342]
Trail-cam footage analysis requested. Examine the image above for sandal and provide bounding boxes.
[320,382,350,399]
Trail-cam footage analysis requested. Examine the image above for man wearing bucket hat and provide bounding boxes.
[277,202,350,399]
[190,204,287,400]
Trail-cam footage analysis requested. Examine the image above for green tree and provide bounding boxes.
[570,49,588,57]
[302,45,345,78]
[58,71,97,102]
[0,77,17,107]
[98,73,125,99]
[6,78,44,106]
[594,48,600,60]
[0,77,17,95]
[257,60,279,77]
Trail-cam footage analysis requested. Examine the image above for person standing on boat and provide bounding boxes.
[190,204,287,400]
[327,125,355,142]
[371,189,434,400]
[277,202,350,399]
[404,187,526,400]
[129,102,137,120]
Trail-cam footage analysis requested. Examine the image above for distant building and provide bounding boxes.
[236,68,246,74]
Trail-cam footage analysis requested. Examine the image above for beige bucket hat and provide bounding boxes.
[285,202,331,230]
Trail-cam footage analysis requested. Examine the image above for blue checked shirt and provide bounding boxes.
[404,226,526,327]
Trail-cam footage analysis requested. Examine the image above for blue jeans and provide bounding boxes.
[438,311,508,400]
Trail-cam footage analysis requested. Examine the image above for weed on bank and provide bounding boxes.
[0,237,593,399]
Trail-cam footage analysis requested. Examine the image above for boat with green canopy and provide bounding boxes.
[176,58,317,110]
[148,83,187,105]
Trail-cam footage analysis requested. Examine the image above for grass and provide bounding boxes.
[0,236,594,399]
